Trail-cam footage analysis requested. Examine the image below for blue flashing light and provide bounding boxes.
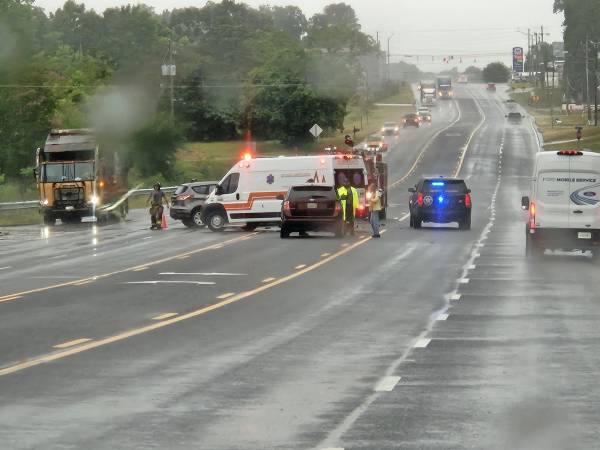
[431,181,445,187]
[438,195,444,204]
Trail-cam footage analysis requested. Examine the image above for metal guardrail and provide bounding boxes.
[0,186,178,212]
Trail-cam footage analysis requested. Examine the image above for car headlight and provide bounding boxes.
[90,195,99,206]
[41,199,49,206]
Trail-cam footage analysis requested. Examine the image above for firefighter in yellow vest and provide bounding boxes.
[337,179,358,236]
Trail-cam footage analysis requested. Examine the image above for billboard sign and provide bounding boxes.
[513,47,524,73]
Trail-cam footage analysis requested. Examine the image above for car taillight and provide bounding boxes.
[465,193,471,208]
[529,201,536,230]
[283,201,291,216]
[176,194,193,201]
[334,202,341,216]
[417,192,424,207]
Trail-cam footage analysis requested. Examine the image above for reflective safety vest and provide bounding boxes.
[337,185,358,221]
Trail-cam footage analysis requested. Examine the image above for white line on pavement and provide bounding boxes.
[0,266,12,270]
[437,314,449,321]
[374,376,401,392]
[414,338,431,348]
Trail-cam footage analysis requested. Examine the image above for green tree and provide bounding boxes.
[260,5,307,41]
[482,62,511,83]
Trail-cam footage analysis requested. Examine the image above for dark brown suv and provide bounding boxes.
[280,186,343,238]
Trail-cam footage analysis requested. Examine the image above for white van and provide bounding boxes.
[202,154,369,231]
[522,150,600,257]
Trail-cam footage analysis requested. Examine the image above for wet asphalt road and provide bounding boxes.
[0,84,596,449]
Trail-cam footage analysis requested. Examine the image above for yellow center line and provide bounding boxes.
[261,277,276,283]
[53,338,92,349]
[0,234,374,377]
[0,295,23,303]
[177,255,190,260]
[133,267,148,272]
[294,264,306,269]
[0,233,258,304]
[321,253,331,257]
[216,292,235,299]
[152,313,178,321]
[73,280,93,286]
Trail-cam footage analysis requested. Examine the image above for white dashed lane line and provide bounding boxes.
[374,376,401,392]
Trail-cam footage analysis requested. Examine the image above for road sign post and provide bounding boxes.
[309,124,323,144]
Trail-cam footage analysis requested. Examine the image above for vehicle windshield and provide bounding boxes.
[423,180,467,193]
[383,122,397,127]
[42,162,94,182]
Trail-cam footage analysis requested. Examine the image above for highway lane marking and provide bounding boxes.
[458,278,470,284]
[295,264,307,269]
[374,376,401,392]
[152,313,178,320]
[414,338,431,348]
[0,233,257,304]
[142,236,152,240]
[468,265,476,270]
[261,277,276,283]
[73,280,94,286]
[159,272,246,276]
[454,86,487,177]
[321,448,344,450]
[0,266,11,270]
[133,267,148,272]
[123,281,215,285]
[437,314,449,321]
[0,295,22,303]
[0,233,374,377]
[216,292,235,299]
[176,255,190,260]
[449,294,461,301]
[321,253,331,257]
[49,255,68,260]
[390,99,462,188]
[53,338,92,349]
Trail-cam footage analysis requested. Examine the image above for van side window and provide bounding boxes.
[221,173,240,194]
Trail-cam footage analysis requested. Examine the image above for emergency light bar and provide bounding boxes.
[431,181,445,187]
[557,150,583,156]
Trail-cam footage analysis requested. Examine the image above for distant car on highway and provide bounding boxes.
[170,181,218,228]
[408,177,472,230]
[487,83,497,92]
[505,99,517,109]
[402,113,420,128]
[366,134,389,152]
[506,112,524,124]
[280,185,343,238]
[418,110,432,124]
[381,122,400,136]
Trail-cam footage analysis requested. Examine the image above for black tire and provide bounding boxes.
[43,214,56,226]
[181,218,196,228]
[280,224,290,239]
[190,208,205,227]
[412,215,422,229]
[206,210,227,232]
[242,223,258,231]
[526,233,543,258]
[62,215,82,224]
[458,215,471,230]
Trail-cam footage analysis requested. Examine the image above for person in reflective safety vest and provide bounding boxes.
[337,180,358,236]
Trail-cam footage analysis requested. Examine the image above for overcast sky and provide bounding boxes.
[34,0,564,71]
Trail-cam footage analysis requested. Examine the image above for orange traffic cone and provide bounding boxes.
[161,213,168,229]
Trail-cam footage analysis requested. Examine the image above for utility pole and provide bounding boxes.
[551,56,555,127]
[528,28,532,80]
[595,45,599,126]
[169,38,175,119]
[386,34,394,82]
[586,34,591,124]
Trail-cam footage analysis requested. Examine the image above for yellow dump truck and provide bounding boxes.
[35,129,127,225]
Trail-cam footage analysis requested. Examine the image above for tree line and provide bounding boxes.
[554,0,600,103]
[0,0,380,183]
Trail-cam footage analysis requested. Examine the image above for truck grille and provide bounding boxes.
[55,187,84,206]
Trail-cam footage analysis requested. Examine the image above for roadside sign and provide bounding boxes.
[309,124,323,138]
[513,47,524,73]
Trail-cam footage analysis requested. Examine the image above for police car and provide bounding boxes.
[408,177,472,230]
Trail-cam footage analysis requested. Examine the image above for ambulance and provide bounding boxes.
[202,154,369,231]
[522,150,600,257]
